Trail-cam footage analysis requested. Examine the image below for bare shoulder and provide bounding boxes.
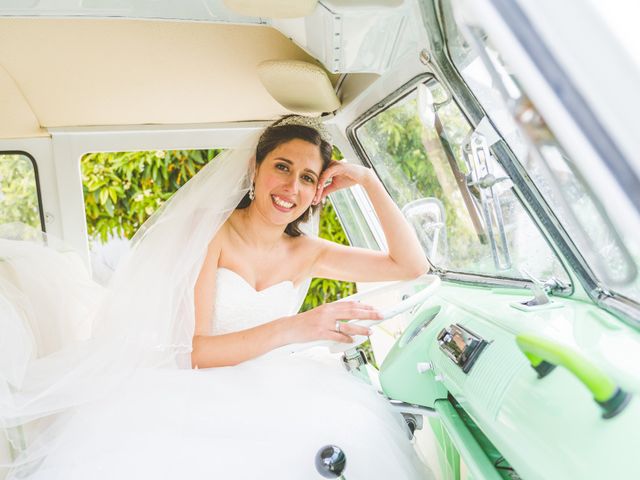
[206,220,231,260]
[286,232,327,257]
[285,234,335,279]
[214,220,231,242]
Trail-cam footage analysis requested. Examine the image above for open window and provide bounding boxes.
[0,153,44,232]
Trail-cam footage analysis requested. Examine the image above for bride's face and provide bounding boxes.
[253,138,323,225]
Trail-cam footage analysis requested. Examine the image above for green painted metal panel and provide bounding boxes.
[378,281,640,479]
[434,400,503,480]
[379,305,448,407]
[428,416,461,480]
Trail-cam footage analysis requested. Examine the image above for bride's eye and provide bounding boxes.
[302,174,316,184]
[275,163,289,172]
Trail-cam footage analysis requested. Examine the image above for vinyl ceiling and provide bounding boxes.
[0,18,319,138]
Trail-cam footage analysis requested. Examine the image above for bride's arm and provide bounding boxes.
[192,319,292,368]
[192,234,377,368]
[309,163,430,282]
[192,305,377,368]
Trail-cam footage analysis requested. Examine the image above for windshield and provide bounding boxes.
[441,1,640,304]
[354,77,570,285]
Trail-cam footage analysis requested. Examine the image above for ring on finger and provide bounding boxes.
[335,320,342,333]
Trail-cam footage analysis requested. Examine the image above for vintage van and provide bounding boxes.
[1,0,639,479]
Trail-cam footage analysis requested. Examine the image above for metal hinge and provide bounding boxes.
[342,349,368,372]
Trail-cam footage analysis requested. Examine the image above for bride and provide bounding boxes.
[1,115,432,479]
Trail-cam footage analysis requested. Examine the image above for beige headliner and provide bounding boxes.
[0,18,321,139]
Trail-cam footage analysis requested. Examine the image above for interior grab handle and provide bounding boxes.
[515,333,631,419]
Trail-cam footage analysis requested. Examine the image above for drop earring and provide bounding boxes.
[249,182,255,201]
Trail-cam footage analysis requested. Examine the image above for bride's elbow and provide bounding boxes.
[190,348,200,370]
[191,335,206,369]
[402,260,430,279]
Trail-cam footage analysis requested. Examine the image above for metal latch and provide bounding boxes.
[342,348,368,372]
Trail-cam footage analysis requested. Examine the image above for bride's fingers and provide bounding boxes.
[318,162,342,184]
[318,182,339,202]
[332,302,382,320]
[313,175,336,205]
[314,162,345,203]
[337,322,372,337]
[327,331,355,343]
[312,185,324,205]
[313,181,329,205]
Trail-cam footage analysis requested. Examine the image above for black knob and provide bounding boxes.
[315,445,346,478]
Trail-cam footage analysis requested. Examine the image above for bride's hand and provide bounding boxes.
[288,301,382,344]
[312,161,375,205]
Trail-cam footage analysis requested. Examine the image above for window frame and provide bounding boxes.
[329,186,383,252]
[0,150,46,232]
[345,73,573,291]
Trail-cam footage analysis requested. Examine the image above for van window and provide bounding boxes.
[330,188,381,251]
[81,149,220,283]
[354,79,570,285]
[442,3,640,303]
[0,153,43,230]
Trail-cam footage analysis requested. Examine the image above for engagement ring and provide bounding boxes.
[335,321,342,333]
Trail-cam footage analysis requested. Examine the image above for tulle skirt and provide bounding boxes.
[12,353,432,479]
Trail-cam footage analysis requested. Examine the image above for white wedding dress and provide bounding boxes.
[12,267,431,479]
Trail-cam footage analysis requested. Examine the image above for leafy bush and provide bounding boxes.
[82,149,221,242]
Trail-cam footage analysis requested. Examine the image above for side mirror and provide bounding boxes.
[402,197,448,265]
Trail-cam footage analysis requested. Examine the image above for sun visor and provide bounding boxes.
[223,0,318,18]
[258,60,341,114]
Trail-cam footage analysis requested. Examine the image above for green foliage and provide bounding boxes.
[82,149,221,242]
[0,154,40,228]
[359,98,444,206]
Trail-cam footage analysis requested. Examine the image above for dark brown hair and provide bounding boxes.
[236,115,332,236]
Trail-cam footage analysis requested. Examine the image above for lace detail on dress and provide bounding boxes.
[212,268,300,334]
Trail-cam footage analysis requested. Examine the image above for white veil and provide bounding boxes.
[0,129,316,471]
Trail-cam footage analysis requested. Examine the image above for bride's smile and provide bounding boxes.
[271,194,295,211]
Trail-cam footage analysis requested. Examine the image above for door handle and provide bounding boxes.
[515,333,631,419]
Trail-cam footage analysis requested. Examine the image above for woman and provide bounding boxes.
[192,115,429,368]
[1,116,432,479]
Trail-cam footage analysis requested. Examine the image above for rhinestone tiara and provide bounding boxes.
[272,115,332,144]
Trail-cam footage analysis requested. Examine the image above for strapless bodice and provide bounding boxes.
[212,268,301,334]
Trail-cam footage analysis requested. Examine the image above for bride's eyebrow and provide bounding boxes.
[274,157,319,179]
